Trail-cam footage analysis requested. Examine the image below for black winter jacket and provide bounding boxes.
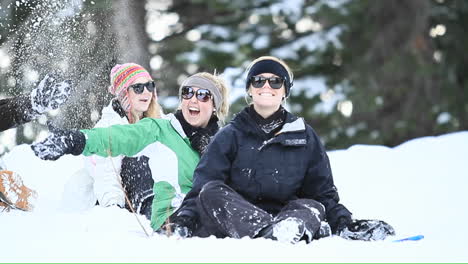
[178,106,352,231]
[0,95,35,132]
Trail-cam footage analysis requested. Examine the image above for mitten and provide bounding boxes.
[338,219,395,241]
[31,122,86,161]
[117,90,131,113]
[30,72,72,115]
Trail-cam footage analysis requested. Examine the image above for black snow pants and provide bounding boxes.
[121,156,154,220]
[196,180,326,241]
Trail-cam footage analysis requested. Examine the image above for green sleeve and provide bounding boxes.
[80,118,171,157]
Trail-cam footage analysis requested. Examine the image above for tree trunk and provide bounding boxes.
[111,0,150,69]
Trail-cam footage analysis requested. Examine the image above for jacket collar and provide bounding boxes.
[278,117,305,134]
[166,113,187,138]
[232,106,304,138]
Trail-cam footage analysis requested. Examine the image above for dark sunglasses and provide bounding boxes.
[181,86,212,102]
[250,76,284,89]
[129,81,156,94]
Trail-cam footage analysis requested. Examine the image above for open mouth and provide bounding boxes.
[259,92,274,97]
[188,107,200,116]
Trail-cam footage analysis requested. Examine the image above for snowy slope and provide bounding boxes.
[1,131,467,262]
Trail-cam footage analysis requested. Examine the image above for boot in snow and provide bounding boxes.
[0,170,37,211]
[257,217,306,244]
[314,221,332,239]
[272,217,306,244]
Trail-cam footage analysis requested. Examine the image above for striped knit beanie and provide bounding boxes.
[109,63,152,96]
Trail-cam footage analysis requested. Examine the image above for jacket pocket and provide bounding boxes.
[230,144,256,195]
[279,147,306,193]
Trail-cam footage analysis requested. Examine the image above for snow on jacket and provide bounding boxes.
[0,95,35,132]
[79,115,200,230]
[178,106,352,231]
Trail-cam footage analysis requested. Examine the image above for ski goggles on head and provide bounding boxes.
[249,76,284,89]
[181,86,212,102]
[129,81,156,94]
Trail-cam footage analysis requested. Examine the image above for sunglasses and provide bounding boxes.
[181,86,212,102]
[129,81,156,94]
[250,76,284,89]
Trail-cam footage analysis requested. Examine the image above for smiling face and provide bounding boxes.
[180,86,214,128]
[250,73,285,116]
[127,77,156,115]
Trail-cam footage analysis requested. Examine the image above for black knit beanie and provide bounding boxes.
[245,59,293,97]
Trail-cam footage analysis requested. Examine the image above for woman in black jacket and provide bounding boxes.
[165,56,395,243]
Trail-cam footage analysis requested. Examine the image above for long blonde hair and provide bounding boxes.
[180,72,230,123]
[129,95,162,124]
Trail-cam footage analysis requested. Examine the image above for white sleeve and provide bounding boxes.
[85,155,125,207]
[84,102,127,207]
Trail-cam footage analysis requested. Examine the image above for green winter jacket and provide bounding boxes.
[80,115,200,230]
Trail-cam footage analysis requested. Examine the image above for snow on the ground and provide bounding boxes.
[1,131,468,262]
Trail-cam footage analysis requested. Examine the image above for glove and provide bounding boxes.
[117,90,131,113]
[31,122,86,161]
[337,218,395,241]
[158,215,196,238]
[334,216,352,235]
[30,72,72,115]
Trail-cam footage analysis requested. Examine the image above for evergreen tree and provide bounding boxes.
[154,0,468,149]
[1,0,467,153]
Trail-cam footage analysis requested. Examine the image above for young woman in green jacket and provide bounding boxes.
[31,72,229,231]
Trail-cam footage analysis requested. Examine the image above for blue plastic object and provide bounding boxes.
[392,235,425,242]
